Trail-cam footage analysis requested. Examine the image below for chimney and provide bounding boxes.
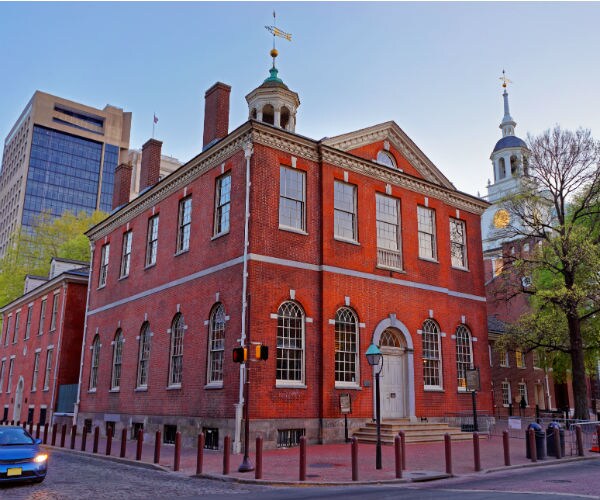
[203,82,231,149]
[139,138,163,191]
[112,162,133,210]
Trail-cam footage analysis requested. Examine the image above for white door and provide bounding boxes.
[13,378,24,422]
[380,352,405,419]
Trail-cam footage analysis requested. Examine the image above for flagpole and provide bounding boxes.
[152,112,155,139]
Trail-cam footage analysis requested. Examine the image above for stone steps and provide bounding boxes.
[352,420,483,444]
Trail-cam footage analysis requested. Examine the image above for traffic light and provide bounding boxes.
[255,345,269,361]
[232,347,247,363]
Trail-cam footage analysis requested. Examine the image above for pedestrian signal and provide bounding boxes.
[255,345,269,361]
[232,347,247,363]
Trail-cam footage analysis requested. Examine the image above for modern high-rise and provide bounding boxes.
[0,91,132,257]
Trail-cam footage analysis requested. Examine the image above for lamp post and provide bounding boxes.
[366,343,383,470]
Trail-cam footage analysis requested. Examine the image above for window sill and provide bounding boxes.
[211,230,230,241]
[118,275,129,281]
[109,389,120,393]
[457,388,471,393]
[144,263,156,270]
[334,237,360,246]
[134,387,148,392]
[166,384,182,390]
[275,382,307,389]
[335,383,361,390]
[205,382,224,390]
[279,225,308,236]
[174,249,189,257]
[49,329,56,334]
[418,257,439,264]
[451,265,470,272]
[87,389,97,394]
[376,264,405,273]
[97,284,106,290]
[424,387,444,392]
[42,389,49,392]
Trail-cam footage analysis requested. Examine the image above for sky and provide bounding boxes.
[1,2,600,197]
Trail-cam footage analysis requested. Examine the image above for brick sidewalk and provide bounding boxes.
[41,428,553,483]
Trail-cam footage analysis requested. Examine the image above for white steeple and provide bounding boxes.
[499,70,516,137]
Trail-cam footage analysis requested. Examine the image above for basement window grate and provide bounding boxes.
[277,428,305,448]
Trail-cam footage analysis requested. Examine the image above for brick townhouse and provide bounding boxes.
[77,56,492,451]
[0,258,88,426]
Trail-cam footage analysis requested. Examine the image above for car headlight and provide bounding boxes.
[34,453,48,463]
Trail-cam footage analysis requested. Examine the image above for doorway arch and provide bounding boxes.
[13,377,24,422]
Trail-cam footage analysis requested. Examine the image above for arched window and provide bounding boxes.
[262,104,274,125]
[510,155,519,176]
[380,328,402,348]
[137,322,151,388]
[455,325,473,391]
[280,106,290,129]
[498,158,506,179]
[111,329,124,390]
[376,150,396,168]
[89,335,100,390]
[207,303,226,384]
[276,301,304,383]
[522,155,529,176]
[422,319,442,389]
[169,314,185,386]
[334,307,359,384]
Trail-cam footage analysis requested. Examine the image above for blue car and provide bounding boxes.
[0,426,48,483]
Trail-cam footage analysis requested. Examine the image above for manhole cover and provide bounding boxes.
[547,480,572,484]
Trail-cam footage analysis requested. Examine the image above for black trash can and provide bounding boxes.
[546,422,565,457]
[526,422,546,459]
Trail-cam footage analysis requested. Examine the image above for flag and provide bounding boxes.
[153,114,158,124]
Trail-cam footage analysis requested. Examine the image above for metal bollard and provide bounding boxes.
[81,427,88,452]
[51,423,57,446]
[29,421,34,435]
[394,434,403,479]
[223,435,230,475]
[444,433,452,475]
[554,426,561,459]
[174,432,181,471]
[576,425,584,457]
[60,424,67,448]
[196,433,204,474]
[136,429,143,461]
[255,436,263,480]
[351,436,359,481]
[473,432,481,472]
[106,427,113,456]
[43,424,49,445]
[155,430,162,464]
[35,423,40,440]
[503,430,511,466]
[70,425,77,450]
[299,435,306,481]
[120,428,127,458]
[93,427,99,454]
[399,430,406,470]
[528,429,537,462]
[22,421,27,429]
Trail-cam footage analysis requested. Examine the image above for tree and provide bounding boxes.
[494,126,600,420]
[0,210,107,308]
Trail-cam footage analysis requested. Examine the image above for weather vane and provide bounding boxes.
[499,69,512,89]
[265,11,292,67]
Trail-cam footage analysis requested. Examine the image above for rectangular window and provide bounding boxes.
[4,316,11,346]
[7,359,14,393]
[176,197,192,253]
[38,300,46,335]
[519,382,528,406]
[145,215,159,267]
[533,350,541,369]
[31,352,40,391]
[502,381,511,406]
[12,311,20,344]
[279,167,305,231]
[203,427,219,450]
[417,206,437,260]
[120,231,132,278]
[39,408,47,426]
[0,360,5,392]
[50,293,59,331]
[214,173,232,235]
[516,349,526,368]
[499,349,509,367]
[25,305,32,340]
[43,349,53,390]
[376,194,402,270]
[334,180,357,241]
[99,244,109,287]
[492,257,504,277]
[450,218,468,269]
[163,425,177,444]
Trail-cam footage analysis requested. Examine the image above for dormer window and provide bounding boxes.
[376,150,396,168]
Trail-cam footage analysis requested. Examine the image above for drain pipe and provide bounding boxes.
[234,140,253,453]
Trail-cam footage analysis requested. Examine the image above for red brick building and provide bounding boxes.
[77,61,492,450]
[0,258,88,426]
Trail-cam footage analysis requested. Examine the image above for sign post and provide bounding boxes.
[466,367,481,432]
[339,394,352,442]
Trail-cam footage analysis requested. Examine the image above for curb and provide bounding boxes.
[484,454,600,474]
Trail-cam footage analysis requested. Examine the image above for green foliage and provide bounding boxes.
[0,210,106,308]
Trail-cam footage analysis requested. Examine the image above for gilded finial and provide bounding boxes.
[499,69,512,89]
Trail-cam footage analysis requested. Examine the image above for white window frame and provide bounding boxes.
[6,359,14,393]
[2,316,10,346]
[120,231,133,278]
[207,304,226,385]
[111,330,124,390]
[25,305,32,340]
[89,335,100,391]
[31,352,40,391]
[0,360,5,392]
[146,215,159,267]
[38,299,46,336]
[50,292,59,332]
[518,382,528,406]
[334,307,359,387]
[279,167,306,232]
[168,314,185,387]
[455,325,473,392]
[422,319,442,390]
[43,349,53,391]
[12,311,20,344]
[516,349,526,369]
[417,205,437,261]
[136,323,151,389]
[99,244,110,288]
[499,349,509,367]
[334,180,358,242]
[376,193,402,270]
[176,197,192,253]
[276,301,305,386]
[449,218,468,269]
[214,173,232,236]
[502,381,511,406]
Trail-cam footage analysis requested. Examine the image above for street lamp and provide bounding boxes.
[366,343,383,470]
